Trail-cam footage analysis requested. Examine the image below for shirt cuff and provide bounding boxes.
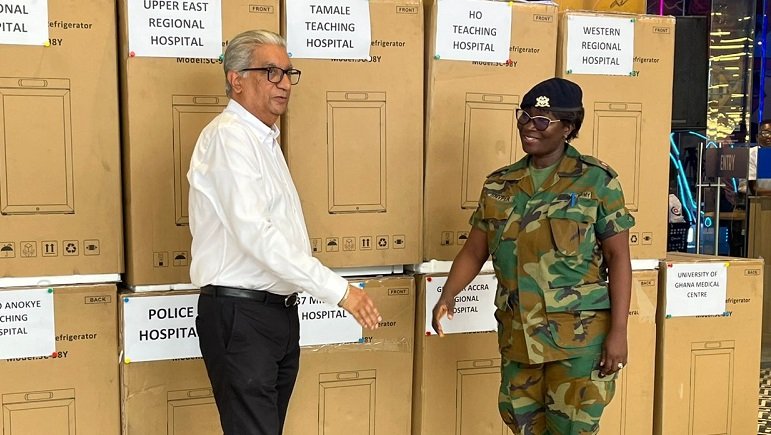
[320,273,349,307]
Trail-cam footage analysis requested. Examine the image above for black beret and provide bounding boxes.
[521,77,583,111]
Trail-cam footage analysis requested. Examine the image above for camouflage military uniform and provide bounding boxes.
[470,144,635,434]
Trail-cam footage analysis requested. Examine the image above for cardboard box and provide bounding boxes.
[557,12,675,260]
[0,284,120,434]
[747,196,771,351]
[655,253,763,435]
[121,358,218,434]
[412,274,504,435]
[0,1,123,277]
[285,275,415,434]
[118,1,280,286]
[558,0,646,13]
[598,268,657,435]
[120,289,221,434]
[423,2,558,261]
[281,0,423,268]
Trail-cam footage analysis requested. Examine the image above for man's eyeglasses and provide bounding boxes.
[240,66,302,85]
[759,130,771,138]
[516,109,561,131]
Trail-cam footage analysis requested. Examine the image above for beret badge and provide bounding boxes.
[534,96,550,108]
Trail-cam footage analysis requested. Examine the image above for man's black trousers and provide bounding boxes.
[197,290,300,435]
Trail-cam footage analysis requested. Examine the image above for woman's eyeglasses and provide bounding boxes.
[516,109,561,131]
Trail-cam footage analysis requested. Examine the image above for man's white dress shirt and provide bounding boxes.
[187,99,348,304]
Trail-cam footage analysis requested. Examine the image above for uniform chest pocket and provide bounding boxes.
[547,199,596,256]
[483,194,518,255]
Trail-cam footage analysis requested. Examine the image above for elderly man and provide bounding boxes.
[187,29,381,435]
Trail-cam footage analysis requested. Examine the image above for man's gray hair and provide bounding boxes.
[223,30,286,97]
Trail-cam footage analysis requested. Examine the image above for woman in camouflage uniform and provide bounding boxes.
[432,78,634,435]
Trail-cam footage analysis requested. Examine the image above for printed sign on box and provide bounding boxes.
[127,0,223,58]
[566,15,634,75]
[434,0,512,63]
[0,288,55,359]
[123,294,201,362]
[665,262,728,317]
[424,274,497,335]
[0,0,48,46]
[285,0,371,59]
[298,292,361,346]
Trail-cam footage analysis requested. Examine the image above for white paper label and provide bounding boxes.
[665,263,728,317]
[0,0,48,46]
[123,294,201,362]
[285,0,371,60]
[298,292,361,346]
[0,288,55,360]
[425,275,497,335]
[566,15,634,76]
[127,0,223,58]
[434,0,512,63]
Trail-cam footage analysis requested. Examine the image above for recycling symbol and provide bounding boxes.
[65,243,77,254]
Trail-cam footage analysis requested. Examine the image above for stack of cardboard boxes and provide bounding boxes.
[279,2,422,433]
[417,3,677,434]
[0,0,123,433]
[116,1,281,433]
[120,0,426,424]
[561,15,677,431]
[414,2,761,434]
[417,2,557,433]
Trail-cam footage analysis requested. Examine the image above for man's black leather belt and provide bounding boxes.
[201,285,298,307]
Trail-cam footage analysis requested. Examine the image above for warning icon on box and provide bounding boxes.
[326,238,339,252]
[42,241,58,257]
[84,240,101,256]
[343,237,356,251]
[154,252,169,268]
[376,235,388,250]
[173,251,189,267]
[393,235,405,249]
[20,241,36,258]
[63,240,79,256]
[0,242,15,258]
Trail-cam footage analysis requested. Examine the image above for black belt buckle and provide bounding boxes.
[284,293,299,307]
